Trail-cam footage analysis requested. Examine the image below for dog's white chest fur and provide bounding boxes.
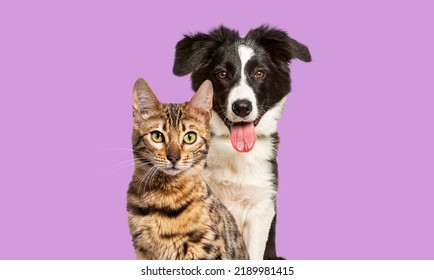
[203,97,287,259]
[203,135,276,260]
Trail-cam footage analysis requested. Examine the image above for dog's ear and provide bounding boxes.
[173,33,215,76]
[245,25,312,63]
[173,26,240,76]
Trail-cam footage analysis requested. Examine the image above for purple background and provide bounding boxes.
[1,0,433,259]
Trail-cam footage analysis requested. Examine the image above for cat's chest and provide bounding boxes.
[204,136,277,209]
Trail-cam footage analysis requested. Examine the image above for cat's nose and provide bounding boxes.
[167,153,181,164]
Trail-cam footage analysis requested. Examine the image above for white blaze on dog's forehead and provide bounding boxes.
[238,44,255,80]
[226,45,258,123]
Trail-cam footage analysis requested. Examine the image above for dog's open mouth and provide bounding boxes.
[228,118,262,152]
[221,113,263,153]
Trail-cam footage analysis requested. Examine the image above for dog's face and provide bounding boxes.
[173,25,311,152]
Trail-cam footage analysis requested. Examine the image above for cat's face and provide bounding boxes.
[132,79,213,176]
[133,103,210,175]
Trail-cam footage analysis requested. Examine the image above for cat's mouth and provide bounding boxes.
[162,165,184,176]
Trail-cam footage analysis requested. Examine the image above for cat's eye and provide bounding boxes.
[151,131,164,143]
[183,132,197,144]
[254,70,266,79]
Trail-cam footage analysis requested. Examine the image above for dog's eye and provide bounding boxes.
[254,70,266,79]
[217,71,227,80]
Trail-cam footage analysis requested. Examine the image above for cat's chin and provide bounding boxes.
[162,167,185,176]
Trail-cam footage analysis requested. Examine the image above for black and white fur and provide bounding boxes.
[173,25,311,259]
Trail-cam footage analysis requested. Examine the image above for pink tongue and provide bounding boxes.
[230,123,256,152]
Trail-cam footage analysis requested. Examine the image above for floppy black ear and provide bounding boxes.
[173,26,240,76]
[245,25,312,63]
[173,33,215,76]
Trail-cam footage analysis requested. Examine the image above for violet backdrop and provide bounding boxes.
[1,0,433,259]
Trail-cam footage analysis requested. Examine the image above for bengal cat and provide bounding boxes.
[127,78,249,260]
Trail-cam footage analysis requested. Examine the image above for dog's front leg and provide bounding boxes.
[243,200,275,260]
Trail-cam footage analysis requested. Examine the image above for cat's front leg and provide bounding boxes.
[243,200,275,260]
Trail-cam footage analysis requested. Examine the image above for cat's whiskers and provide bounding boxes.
[106,159,139,174]
[100,147,144,154]
[107,157,137,170]
[146,166,161,191]
[110,155,154,172]
[137,165,159,196]
[127,79,249,260]
[132,158,152,171]
[103,147,136,152]
[103,147,148,174]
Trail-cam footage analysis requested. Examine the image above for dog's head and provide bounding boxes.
[173,25,311,152]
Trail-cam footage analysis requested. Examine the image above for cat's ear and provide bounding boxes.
[186,80,213,120]
[132,78,162,118]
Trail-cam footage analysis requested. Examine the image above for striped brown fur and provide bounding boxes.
[127,78,249,260]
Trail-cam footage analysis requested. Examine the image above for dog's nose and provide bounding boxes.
[232,99,252,117]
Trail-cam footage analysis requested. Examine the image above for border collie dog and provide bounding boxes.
[173,25,311,259]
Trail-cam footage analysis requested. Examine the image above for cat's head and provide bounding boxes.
[131,78,213,176]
